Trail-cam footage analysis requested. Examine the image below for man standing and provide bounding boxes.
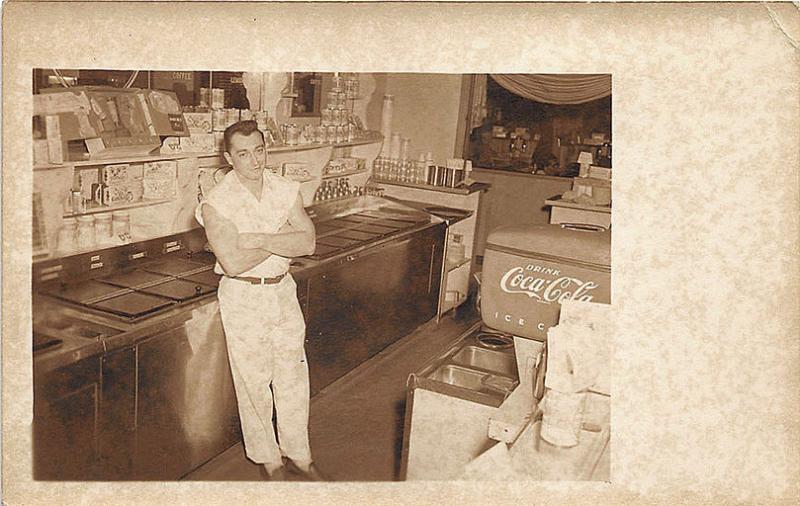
[195,120,324,481]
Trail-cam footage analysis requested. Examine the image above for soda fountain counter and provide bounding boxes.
[401,223,611,481]
[31,195,446,480]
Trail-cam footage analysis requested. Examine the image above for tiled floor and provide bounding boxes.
[183,307,480,482]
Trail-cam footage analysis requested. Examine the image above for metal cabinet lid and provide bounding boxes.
[486,224,610,267]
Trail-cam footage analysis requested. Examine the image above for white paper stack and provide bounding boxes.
[545,300,613,395]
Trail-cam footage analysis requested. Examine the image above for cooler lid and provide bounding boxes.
[486,223,610,267]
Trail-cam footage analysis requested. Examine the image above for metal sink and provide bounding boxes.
[429,364,488,391]
[428,364,518,397]
[451,346,516,376]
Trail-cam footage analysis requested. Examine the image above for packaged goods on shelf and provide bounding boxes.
[143,160,178,180]
[101,164,131,185]
[143,178,177,199]
[282,162,310,179]
[104,180,145,205]
[180,133,216,153]
[183,112,213,134]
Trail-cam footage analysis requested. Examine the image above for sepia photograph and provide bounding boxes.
[29,69,612,482]
[3,2,798,505]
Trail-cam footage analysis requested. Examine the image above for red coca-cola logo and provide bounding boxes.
[499,266,598,303]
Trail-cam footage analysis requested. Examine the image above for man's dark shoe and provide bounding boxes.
[283,459,329,481]
[259,464,288,481]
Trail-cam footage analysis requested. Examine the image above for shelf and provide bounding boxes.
[34,151,224,171]
[441,296,467,315]
[374,178,489,195]
[445,257,471,273]
[321,168,368,180]
[34,134,384,172]
[63,198,173,218]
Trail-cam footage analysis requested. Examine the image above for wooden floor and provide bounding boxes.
[183,306,480,482]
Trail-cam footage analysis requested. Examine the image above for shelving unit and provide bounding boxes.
[445,256,471,273]
[63,198,173,218]
[33,137,384,172]
[33,132,385,262]
[321,168,368,179]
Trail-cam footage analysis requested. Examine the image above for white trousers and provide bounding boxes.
[217,274,311,470]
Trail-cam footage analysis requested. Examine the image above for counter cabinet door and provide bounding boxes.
[304,225,445,394]
[33,356,102,480]
[134,328,194,480]
[97,347,137,479]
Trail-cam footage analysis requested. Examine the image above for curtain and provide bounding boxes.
[469,74,489,130]
[489,74,611,105]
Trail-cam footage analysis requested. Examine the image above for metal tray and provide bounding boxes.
[181,270,222,288]
[89,291,176,319]
[100,269,173,289]
[137,278,216,302]
[44,279,132,305]
[141,257,211,277]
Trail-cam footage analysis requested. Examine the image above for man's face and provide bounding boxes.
[225,131,267,182]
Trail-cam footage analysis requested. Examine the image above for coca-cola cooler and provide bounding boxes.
[481,223,611,342]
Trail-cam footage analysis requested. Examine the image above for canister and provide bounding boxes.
[76,215,96,250]
[57,217,77,252]
[112,210,131,241]
[95,212,113,243]
[481,223,610,340]
[435,165,447,186]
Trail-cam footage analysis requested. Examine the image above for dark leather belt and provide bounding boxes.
[226,273,287,285]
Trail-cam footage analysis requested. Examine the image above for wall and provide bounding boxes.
[469,169,573,256]
[382,73,464,163]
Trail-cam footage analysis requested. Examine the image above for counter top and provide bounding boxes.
[472,166,572,182]
[544,195,612,213]
[374,178,490,195]
[33,204,446,374]
[460,392,610,481]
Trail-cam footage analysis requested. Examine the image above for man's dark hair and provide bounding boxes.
[223,120,265,154]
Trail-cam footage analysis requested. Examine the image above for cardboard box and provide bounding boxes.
[139,89,189,136]
[143,160,178,180]
[143,178,177,199]
[47,138,64,164]
[101,164,131,185]
[183,112,213,134]
[104,181,144,205]
[45,115,61,139]
[588,165,612,180]
[180,133,216,153]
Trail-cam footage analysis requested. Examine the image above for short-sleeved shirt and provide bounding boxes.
[195,169,300,278]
